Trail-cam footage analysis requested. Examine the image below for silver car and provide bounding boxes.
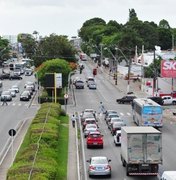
[87,156,111,177]
[88,82,97,89]
[1,91,12,101]
[8,89,16,97]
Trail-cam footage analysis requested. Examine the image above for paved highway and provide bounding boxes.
[71,60,176,180]
[0,69,39,159]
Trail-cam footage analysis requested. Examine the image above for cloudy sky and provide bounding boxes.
[0,0,175,38]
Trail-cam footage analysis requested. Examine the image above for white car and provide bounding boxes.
[11,85,19,93]
[84,124,98,138]
[89,82,97,89]
[25,68,33,76]
[1,91,12,101]
[113,130,121,146]
[24,81,35,91]
[87,156,111,177]
[8,89,16,97]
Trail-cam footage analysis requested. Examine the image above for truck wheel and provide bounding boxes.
[121,156,126,167]
[126,165,129,176]
[173,101,176,105]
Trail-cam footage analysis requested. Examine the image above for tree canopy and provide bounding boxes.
[37,58,71,87]
[79,8,174,57]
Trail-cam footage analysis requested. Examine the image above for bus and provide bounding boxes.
[132,98,163,128]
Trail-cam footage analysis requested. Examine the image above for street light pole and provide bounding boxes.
[104,47,118,85]
[116,48,131,93]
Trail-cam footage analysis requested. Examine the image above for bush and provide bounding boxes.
[7,103,69,180]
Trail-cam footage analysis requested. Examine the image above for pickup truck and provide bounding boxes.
[161,95,176,105]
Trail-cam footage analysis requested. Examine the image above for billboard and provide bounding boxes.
[55,73,62,88]
[161,60,176,78]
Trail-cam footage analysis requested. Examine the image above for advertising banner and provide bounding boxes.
[55,73,62,88]
[161,60,176,78]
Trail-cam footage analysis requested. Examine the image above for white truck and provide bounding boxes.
[120,126,162,176]
[161,95,176,105]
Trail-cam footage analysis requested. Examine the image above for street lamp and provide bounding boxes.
[116,47,132,93]
[104,47,118,85]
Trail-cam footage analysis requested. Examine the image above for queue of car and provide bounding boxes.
[73,76,97,90]
[79,107,127,178]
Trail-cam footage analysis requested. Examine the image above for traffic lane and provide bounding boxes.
[160,120,176,171]
[73,67,159,179]
[0,76,37,153]
[80,111,158,180]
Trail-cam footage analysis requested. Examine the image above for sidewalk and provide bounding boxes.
[89,60,147,98]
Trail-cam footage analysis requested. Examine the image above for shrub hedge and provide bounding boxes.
[7,103,69,180]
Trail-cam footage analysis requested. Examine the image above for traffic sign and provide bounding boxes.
[8,129,16,137]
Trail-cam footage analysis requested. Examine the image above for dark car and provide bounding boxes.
[0,73,10,80]
[147,96,163,105]
[9,74,23,80]
[20,91,30,101]
[75,80,84,89]
[116,95,136,104]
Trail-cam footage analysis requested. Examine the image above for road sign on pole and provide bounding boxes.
[8,129,16,164]
[64,93,69,113]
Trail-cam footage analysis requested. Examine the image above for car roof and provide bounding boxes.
[85,118,96,121]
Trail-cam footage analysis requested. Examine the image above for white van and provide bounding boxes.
[161,171,176,180]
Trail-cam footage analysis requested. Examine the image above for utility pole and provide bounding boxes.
[104,47,118,85]
[153,49,156,96]
[100,44,103,66]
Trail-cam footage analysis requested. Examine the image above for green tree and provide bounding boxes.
[129,8,138,21]
[18,33,36,58]
[0,37,10,61]
[33,34,76,67]
[37,58,71,88]
[158,28,172,50]
[159,19,170,29]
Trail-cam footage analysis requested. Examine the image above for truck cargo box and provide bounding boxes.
[121,126,162,164]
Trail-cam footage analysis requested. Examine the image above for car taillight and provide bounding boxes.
[105,165,111,170]
[89,165,95,170]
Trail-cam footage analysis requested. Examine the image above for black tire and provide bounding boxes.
[173,101,176,105]
[126,165,129,176]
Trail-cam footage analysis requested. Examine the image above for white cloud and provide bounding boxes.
[0,0,176,37]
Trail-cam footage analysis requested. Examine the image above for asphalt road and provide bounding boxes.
[0,70,39,160]
[71,60,176,180]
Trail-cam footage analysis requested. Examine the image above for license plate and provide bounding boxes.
[93,142,98,145]
[96,167,103,170]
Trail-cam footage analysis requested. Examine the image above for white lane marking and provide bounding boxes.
[127,112,131,116]
[120,112,124,116]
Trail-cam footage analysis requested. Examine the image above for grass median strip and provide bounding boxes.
[7,103,69,180]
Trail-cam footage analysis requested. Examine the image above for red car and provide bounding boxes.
[86,131,103,149]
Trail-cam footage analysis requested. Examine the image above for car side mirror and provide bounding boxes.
[108,159,111,162]
[86,160,90,163]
